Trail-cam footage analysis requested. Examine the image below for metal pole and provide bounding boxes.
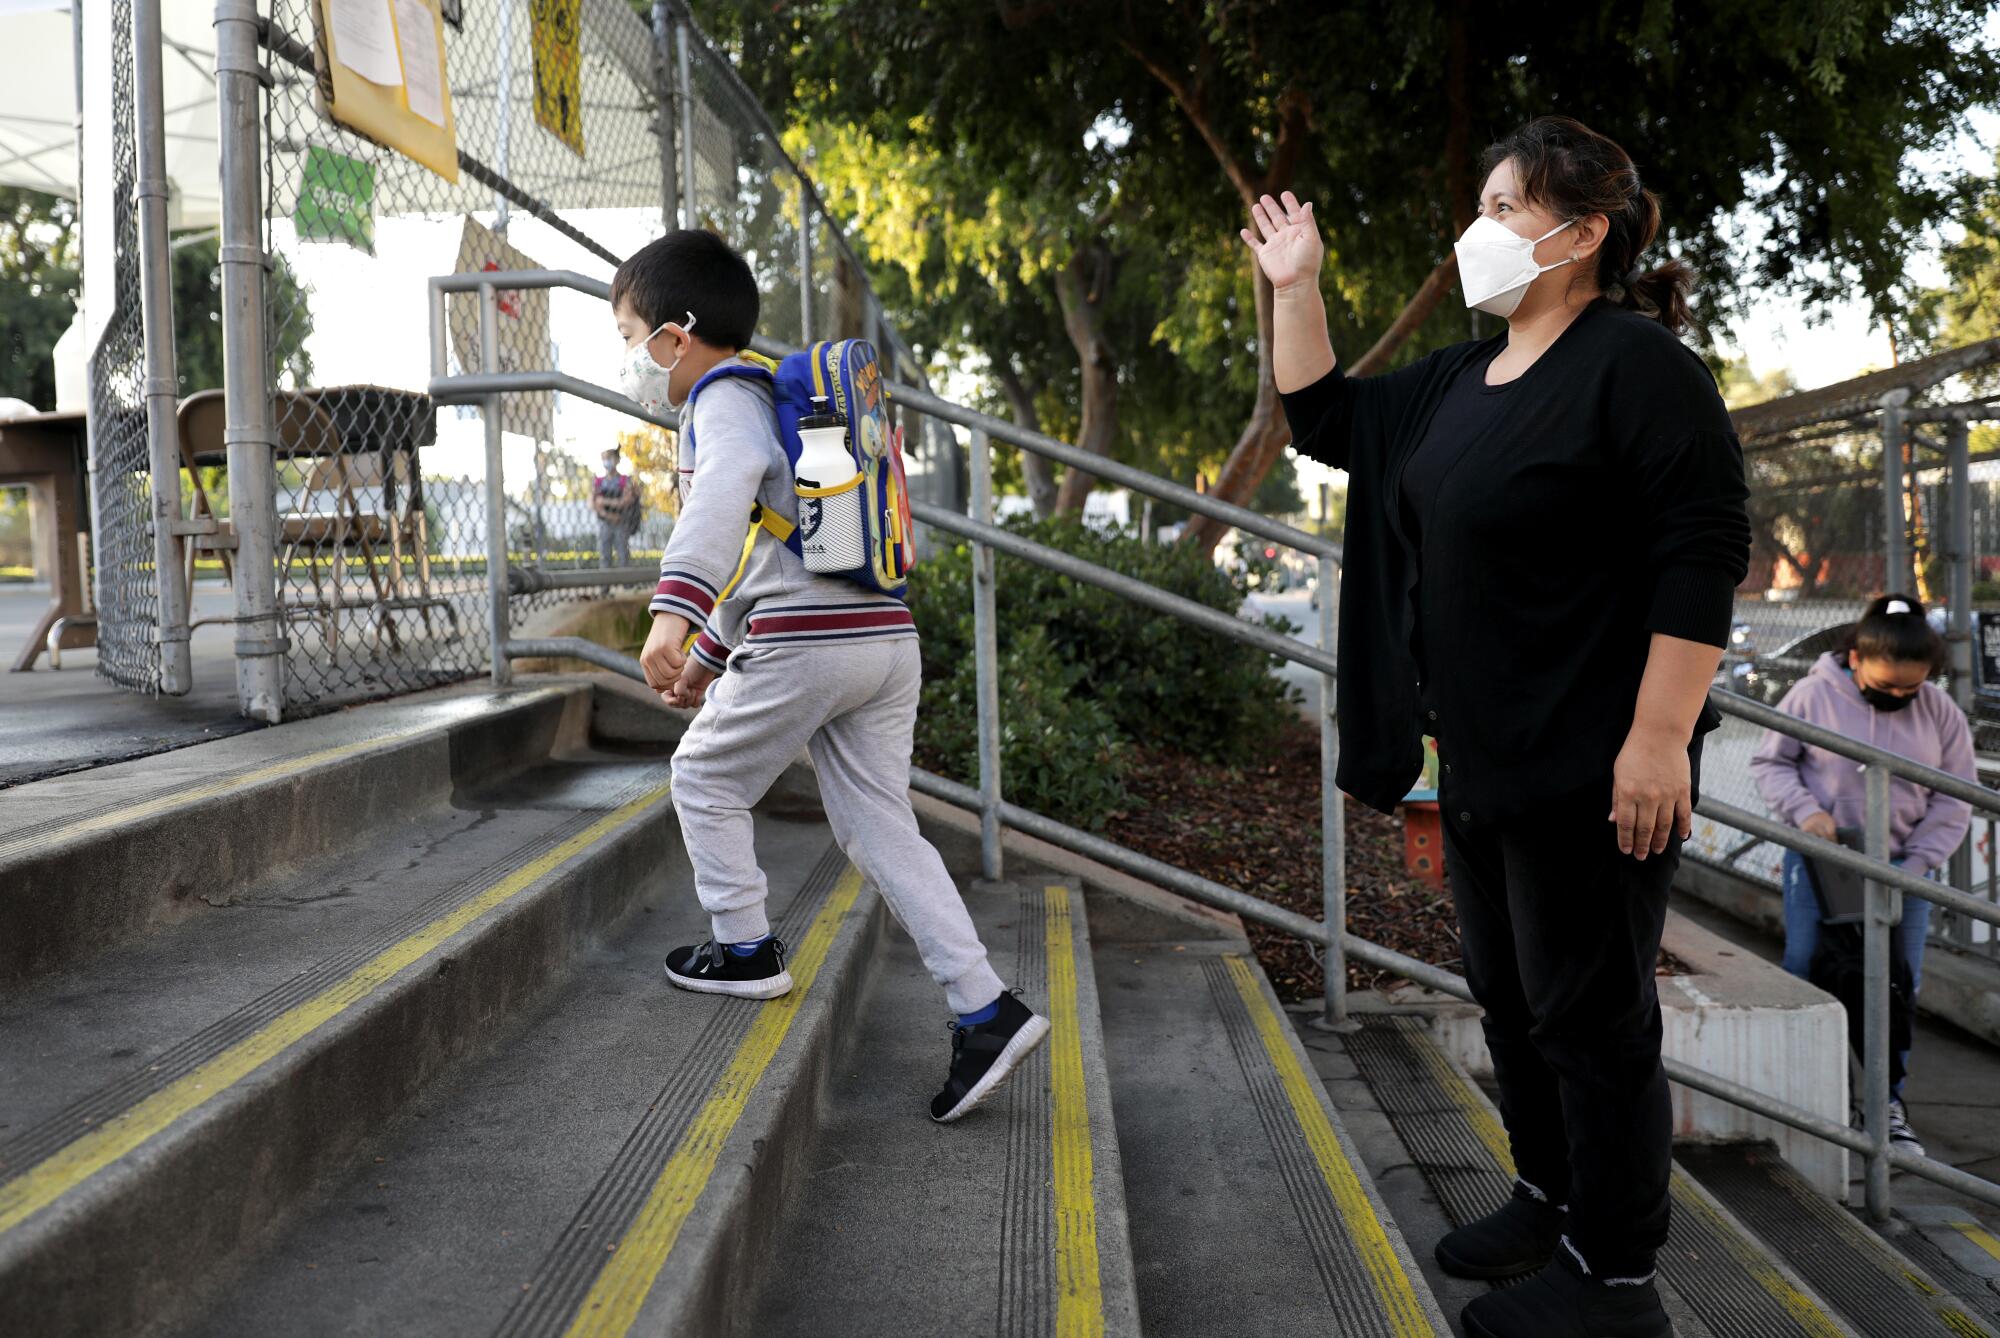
[480,282,511,686]
[1882,389,1913,595]
[214,0,283,722]
[1948,419,1976,900]
[493,0,514,232]
[133,0,191,694]
[798,178,814,343]
[660,1,692,230]
[1319,554,1347,1026]
[1862,762,1896,1221]
[674,5,698,228]
[970,428,1003,881]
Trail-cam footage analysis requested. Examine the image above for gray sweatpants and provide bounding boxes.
[670,637,1005,1014]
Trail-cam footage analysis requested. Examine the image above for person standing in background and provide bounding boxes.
[593,444,640,567]
[1750,593,1975,1159]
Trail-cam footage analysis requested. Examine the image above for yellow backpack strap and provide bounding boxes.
[680,503,792,653]
[758,507,796,543]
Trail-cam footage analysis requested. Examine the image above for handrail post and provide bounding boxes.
[1318,555,1348,1027]
[480,282,510,686]
[1947,419,1975,902]
[135,0,192,696]
[649,0,679,229]
[1881,389,1913,596]
[970,428,1003,882]
[1862,761,1896,1221]
[214,0,283,722]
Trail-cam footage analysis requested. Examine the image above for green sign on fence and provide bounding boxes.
[293,146,376,255]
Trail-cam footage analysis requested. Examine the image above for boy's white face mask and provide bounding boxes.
[1454,215,1575,318]
[618,312,696,410]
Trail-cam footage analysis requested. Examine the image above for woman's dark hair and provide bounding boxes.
[1846,593,1943,669]
[1480,116,1692,335]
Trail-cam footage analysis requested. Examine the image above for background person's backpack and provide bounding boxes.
[1801,851,1915,1091]
[683,339,915,602]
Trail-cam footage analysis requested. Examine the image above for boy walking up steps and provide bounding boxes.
[613,230,1049,1122]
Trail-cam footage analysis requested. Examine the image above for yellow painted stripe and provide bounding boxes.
[1,690,559,858]
[561,867,864,1337]
[1672,1180,1847,1338]
[1044,885,1104,1338]
[1223,956,1431,1337]
[1953,1220,2000,1267]
[1405,1022,1514,1173]
[1407,1019,1847,1336]
[0,780,671,1238]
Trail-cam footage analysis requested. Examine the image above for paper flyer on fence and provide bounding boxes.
[391,0,446,128]
[446,217,555,443]
[326,0,402,87]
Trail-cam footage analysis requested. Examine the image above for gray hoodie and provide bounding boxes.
[646,357,912,674]
[1749,651,1976,873]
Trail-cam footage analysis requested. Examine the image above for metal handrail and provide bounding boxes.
[426,270,1342,562]
[437,267,2000,1226]
[1712,687,2000,820]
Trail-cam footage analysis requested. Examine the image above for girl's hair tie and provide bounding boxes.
[1884,599,1913,614]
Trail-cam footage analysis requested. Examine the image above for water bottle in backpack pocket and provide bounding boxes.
[793,396,868,572]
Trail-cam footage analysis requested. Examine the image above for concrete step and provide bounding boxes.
[0,678,608,986]
[163,821,876,1338]
[1335,1013,1866,1338]
[1093,910,1448,1335]
[0,701,690,1336]
[1894,1205,2000,1330]
[744,876,1142,1337]
[1679,1142,1997,1337]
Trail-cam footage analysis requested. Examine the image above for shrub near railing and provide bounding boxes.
[907,517,1300,829]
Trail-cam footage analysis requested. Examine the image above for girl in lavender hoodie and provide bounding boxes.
[1749,594,1975,1156]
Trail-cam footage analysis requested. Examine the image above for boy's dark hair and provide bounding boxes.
[1846,592,1943,669]
[610,229,758,351]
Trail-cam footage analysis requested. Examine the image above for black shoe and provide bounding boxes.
[1462,1243,1669,1338]
[663,938,794,999]
[930,991,1051,1123]
[1435,1180,1565,1280]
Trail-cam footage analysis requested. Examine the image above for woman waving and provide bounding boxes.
[1248,116,1749,1338]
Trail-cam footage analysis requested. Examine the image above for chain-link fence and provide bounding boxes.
[70,0,956,718]
[84,0,160,695]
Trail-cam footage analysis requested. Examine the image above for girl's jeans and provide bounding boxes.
[1780,849,1932,1097]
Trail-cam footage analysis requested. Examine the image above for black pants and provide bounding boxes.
[1439,737,1702,1279]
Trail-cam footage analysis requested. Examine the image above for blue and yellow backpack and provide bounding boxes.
[682,339,915,605]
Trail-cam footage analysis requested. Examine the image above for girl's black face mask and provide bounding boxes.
[1860,684,1917,713]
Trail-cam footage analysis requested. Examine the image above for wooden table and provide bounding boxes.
[1,412,91,672]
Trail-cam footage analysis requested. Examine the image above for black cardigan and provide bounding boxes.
[1282,298,1750,821]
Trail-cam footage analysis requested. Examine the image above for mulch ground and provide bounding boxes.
[1103,721,1685,1003]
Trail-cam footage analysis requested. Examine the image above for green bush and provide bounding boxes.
[906,516,1299,825]
[915,625,1131,828]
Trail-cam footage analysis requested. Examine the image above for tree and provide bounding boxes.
[0,189,315,407]
[0,187,80,409]
[697,0,2000,547]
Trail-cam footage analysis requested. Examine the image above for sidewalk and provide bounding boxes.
[0,584,256,788]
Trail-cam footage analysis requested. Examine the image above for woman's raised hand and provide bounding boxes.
[1240,191,1323,292]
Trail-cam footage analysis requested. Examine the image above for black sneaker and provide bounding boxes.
[663,938,794,999]
[1435,1179,1565,1279]
[1462,1241,1669,1338]
[929,991,1051,1123]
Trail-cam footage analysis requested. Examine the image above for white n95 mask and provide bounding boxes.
[618,311,696,410]
[1453,216,1575,318]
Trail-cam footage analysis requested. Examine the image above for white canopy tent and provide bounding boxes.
[0,1,223,226]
